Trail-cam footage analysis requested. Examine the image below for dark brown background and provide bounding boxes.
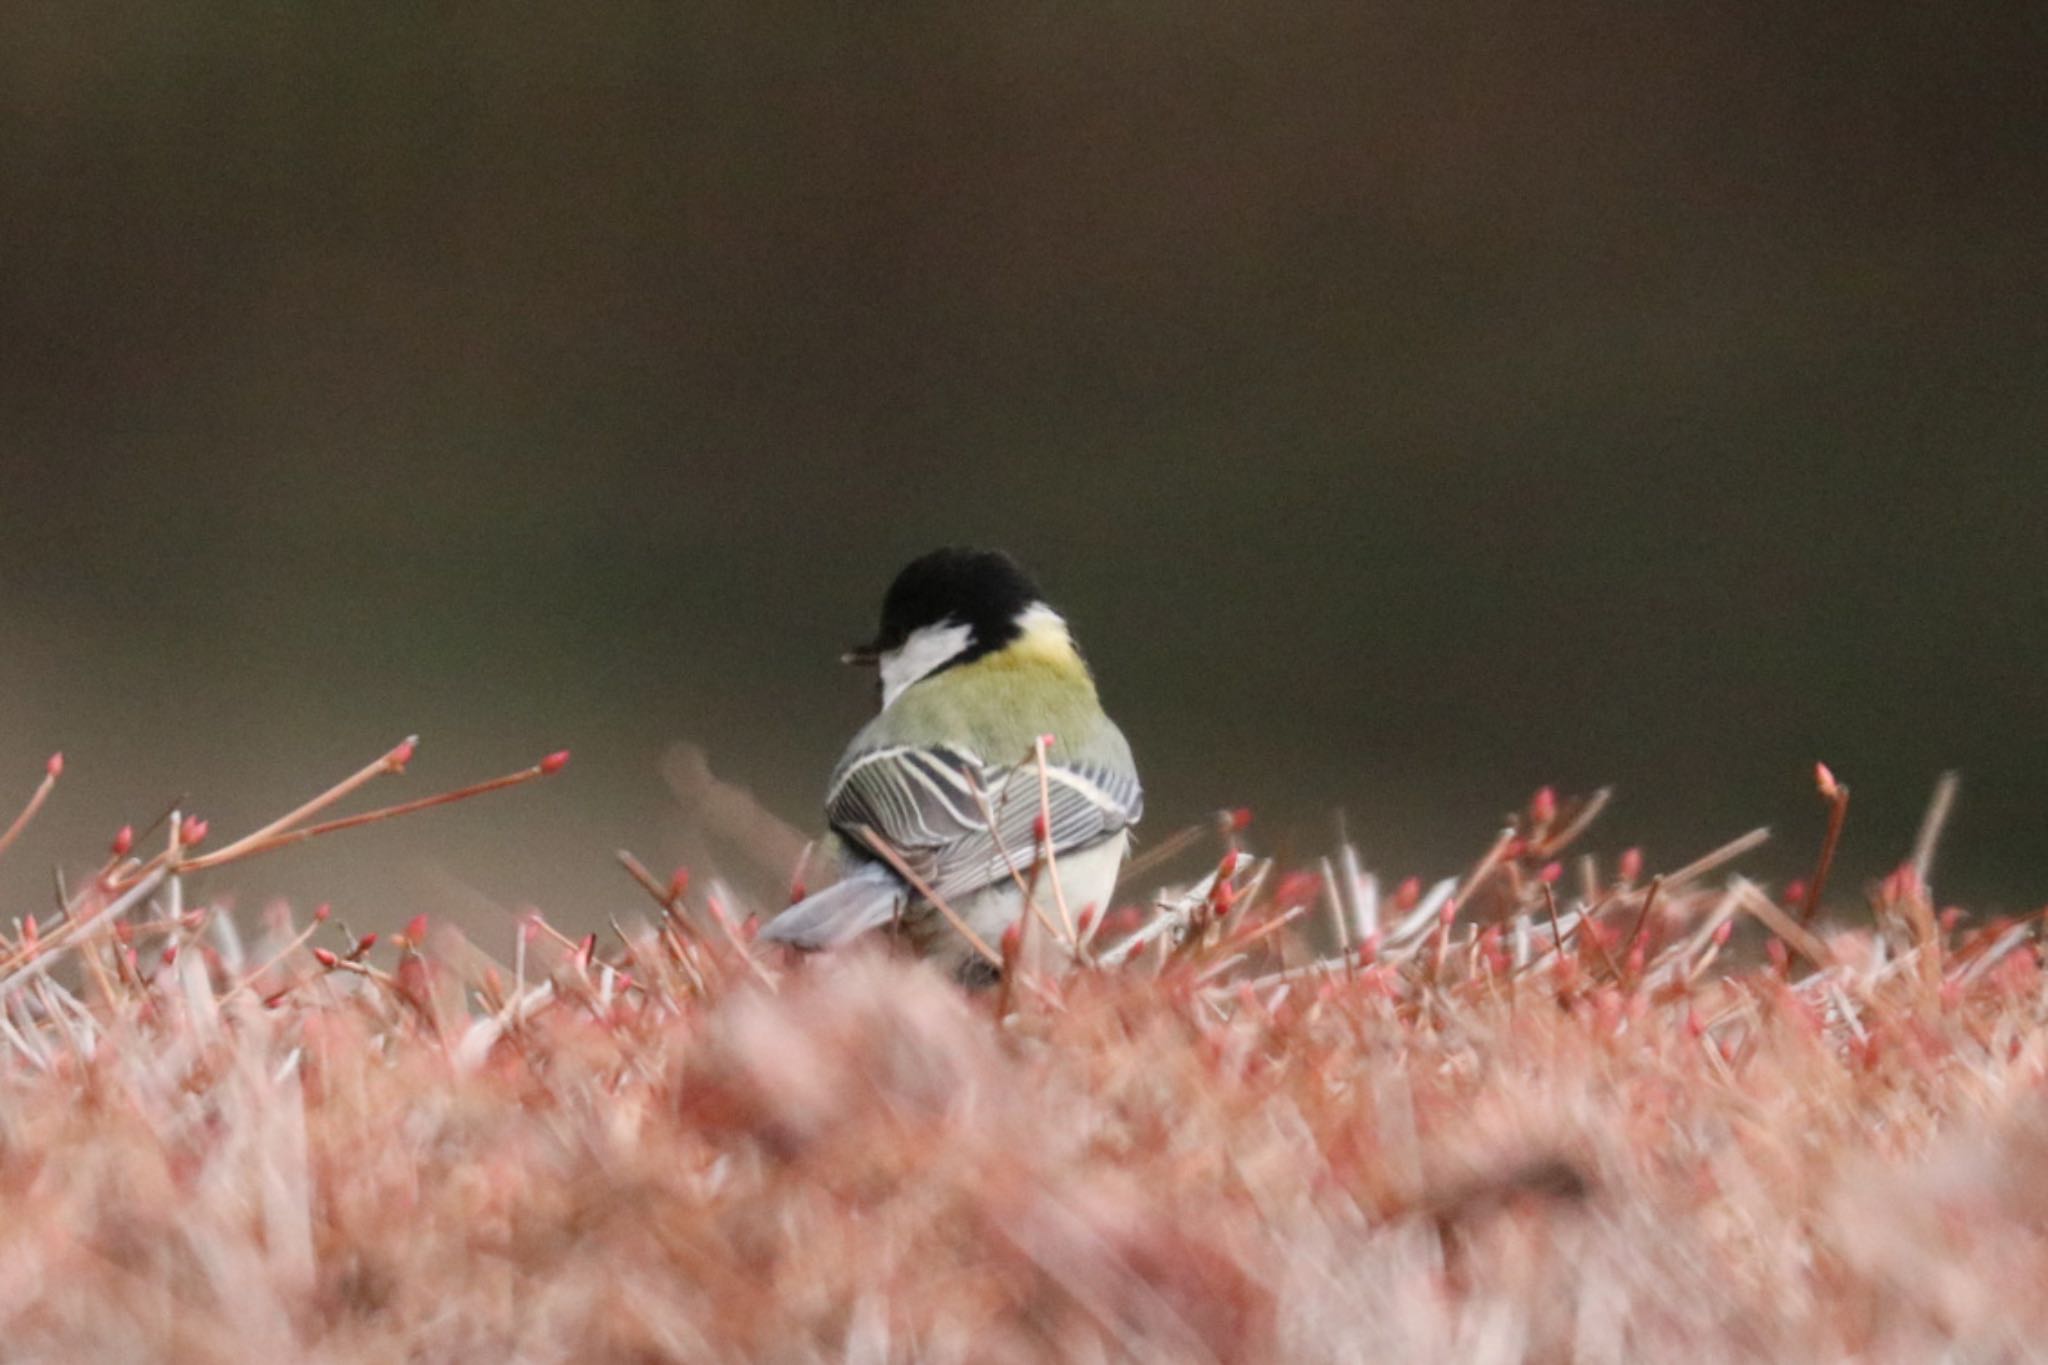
[2,3,2043,931]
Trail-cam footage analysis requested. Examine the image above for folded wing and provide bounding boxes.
[825,743,1142,904]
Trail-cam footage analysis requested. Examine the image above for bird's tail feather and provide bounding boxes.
[756,863,904,950]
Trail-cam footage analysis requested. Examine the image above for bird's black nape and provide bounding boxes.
[856,547,1045,663]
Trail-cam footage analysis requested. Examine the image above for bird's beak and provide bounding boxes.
[841,643,881,667]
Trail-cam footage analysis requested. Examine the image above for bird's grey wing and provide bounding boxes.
[757,861,904,950]
[827,745,1141,904]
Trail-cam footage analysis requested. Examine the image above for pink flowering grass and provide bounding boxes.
[0,745,2040,1361]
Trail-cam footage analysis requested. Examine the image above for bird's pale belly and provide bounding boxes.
[900,832,1129,979]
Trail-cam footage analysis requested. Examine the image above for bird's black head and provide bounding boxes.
[845,547,1046,670]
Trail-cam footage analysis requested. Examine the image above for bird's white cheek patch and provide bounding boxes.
[879,621,974,708]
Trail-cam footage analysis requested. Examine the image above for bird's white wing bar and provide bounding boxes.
[826,745,1141,904]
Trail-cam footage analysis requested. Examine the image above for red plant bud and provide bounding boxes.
[313,902,331,923]
[1938,906,1964,934]
[22,916,37,949]
[1617,848,1643,883]
[1765,938,1788,972]
[312,948,339,968]
[1439,899,1457,926]
[1273,871,1321,909]
[1712,920,1734,947]
[352,933,378,957]
[1032,812,1051,844]
[667,867,691,902]
[539,750,571,776]
[1037,733,1057,750]
[404,914,428,946]
[1782,879,1808,908]
[388,736,418,770]
[578,933,597,966]
[1394,876,1421,910]
[161,945,178,967]
[1626,941,1646,977]
[111,825,133,858]
[1226,806,1253,832]
[1217,849,1240,881]
[178,816,209,848]
[1815,762,1839,800]
[1685,1008,1706,1039]
[1538,861,1563,885]
[1000,921,1022,960]
[44,752,63,778]
[1076,906,1096,934]
[1357,931,1381,964]
[1530,786,1557,825]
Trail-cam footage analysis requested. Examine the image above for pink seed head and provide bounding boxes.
[44,752,63,778]
[1226,807,1253,832]
[111,826,133,858]
[313,902,331,922]
[539,750,571,776]
[353,933,378,956]
[178,816,209,848]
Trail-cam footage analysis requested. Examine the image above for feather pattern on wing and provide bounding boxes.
[826,743,1142,903]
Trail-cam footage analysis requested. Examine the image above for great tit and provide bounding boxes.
[760,548,1143,980]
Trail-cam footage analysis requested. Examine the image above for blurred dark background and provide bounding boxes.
[2,3,2043,932]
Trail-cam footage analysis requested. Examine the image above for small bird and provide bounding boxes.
[760,548,1143,980]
